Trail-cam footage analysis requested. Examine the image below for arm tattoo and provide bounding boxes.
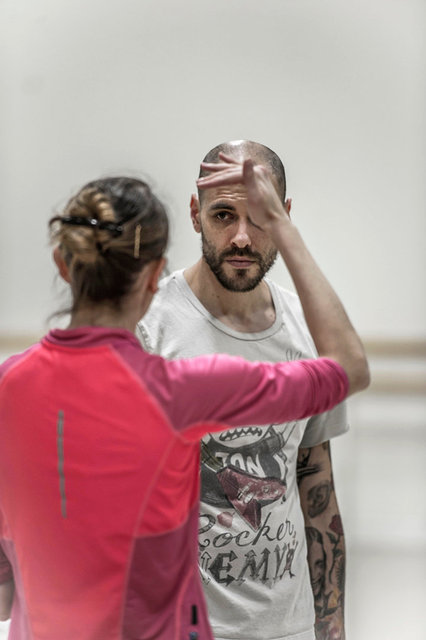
[299,443,346,639]
[307,481,332,518]
[296,447,320,482]
[305,526,336,618]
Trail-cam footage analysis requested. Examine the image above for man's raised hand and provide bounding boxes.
[197,153,292,234]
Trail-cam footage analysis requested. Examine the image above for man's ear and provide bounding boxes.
[147,257,167,294]
[53,247,71,283]
[285,198,292,218]
[190,194,202,233]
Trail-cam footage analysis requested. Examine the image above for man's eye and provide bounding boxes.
[215,211,233,221]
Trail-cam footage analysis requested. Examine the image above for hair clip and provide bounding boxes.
[60,216,97,228]
[134,224,141,258]
[60,216,123,237]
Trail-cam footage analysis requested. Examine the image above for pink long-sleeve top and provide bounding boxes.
[0,327,348,640]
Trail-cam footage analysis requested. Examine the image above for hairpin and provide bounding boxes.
[134,224,142,259]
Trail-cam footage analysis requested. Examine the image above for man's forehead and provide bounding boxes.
[201,184,248,208]
[200,174,281,210]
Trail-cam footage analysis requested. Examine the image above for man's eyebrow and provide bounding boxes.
[208,201,236,212]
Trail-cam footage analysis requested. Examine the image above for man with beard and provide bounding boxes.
[138,141,349,640]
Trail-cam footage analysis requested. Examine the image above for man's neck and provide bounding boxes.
[184,259,276,333]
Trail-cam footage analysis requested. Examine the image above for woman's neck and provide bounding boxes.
[68,306,138,333]
[66,268,155,333]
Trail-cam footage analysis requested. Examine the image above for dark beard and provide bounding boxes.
[202,235,277,292]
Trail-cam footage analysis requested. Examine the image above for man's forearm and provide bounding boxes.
[298,442,346,640]
[308,520,345,640]
[0,579,14,621]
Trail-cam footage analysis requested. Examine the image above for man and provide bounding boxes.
[138,141,351,640]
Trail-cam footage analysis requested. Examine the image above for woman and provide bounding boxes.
[0,164,369,640]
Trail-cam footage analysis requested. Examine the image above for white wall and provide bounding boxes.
[0,0,425,338]
[1,4,425,639]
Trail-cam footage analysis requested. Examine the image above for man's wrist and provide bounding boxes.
[266,217,301,253]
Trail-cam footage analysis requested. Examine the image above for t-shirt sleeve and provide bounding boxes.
[300,402,349,447]
[153,354,349,441]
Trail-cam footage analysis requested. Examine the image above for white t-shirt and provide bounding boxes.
[138,270,348,640]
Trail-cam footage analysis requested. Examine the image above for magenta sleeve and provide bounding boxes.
[156,355,349,441]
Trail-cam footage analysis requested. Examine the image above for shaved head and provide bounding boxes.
[198,140,286,204]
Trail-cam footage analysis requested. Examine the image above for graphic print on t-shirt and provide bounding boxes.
[201,425,291,529]
[199,422,300,588]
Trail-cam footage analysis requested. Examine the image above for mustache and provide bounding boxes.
[220,248,262,260]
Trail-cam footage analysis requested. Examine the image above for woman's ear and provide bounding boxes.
[147,257,167,294]
[53,247,71,283]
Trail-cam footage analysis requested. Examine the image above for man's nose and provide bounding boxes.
[231,220,251,249]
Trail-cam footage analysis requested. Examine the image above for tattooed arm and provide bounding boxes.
[0,580,14,620]
[0,540,14,621]
[297,441,345,640]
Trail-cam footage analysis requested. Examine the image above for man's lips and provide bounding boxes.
[225,258,256,268]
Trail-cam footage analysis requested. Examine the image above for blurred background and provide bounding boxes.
[0,0,425,638]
